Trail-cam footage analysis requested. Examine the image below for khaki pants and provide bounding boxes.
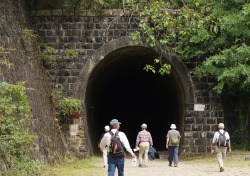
[103,147,108,167]
[216,146,227,168]
[139,142,150,166]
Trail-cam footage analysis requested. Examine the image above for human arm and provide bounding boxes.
[166,137,169,149]
[135,133,140,149]
[227,140,232,152]
[149,132,153,146]
[226,132,231,152]
[120,132,135,158]
[99,133,110,151]
[210,132,218,150]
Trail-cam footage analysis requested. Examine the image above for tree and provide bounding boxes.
[131,0,250,140]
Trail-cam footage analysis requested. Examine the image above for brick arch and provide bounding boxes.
[76,36,195,154]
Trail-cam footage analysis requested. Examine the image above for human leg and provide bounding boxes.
[168,146,174,166]
[173,146,179,166]
[144,142,150,166]
[216,146,224,170]
[116,156,124,176]
[138,143,146,166]
[108,155,116,176]
[103,148,108,167]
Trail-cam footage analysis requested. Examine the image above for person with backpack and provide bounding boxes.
[98,125,110,168]
[211,123,231,172]
[135,123,153,167]
[99,119,135,176]
[166,124,181,167]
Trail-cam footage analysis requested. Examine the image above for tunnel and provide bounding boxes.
[84,46,185,153]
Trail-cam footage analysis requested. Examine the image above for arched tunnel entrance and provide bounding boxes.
[85,46,186,153]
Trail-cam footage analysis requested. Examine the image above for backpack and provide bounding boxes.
[217,131,228,147]
[171,136,179,145]
[109,131,124,157]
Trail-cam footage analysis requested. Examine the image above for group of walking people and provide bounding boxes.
[99,119,231,176]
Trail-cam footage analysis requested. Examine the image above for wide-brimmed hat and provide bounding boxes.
[170,124,177,129]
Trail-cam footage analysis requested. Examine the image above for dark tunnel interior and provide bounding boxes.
[85,46,184,153]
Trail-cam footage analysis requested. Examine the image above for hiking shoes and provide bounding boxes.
[169,163,172,167]
[174,164,178,167]
[220,167,224,172]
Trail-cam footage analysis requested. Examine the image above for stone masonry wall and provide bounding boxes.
[32,9,224,154]
[0,0,67,166]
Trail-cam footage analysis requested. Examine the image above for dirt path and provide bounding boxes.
[95,151,250,176]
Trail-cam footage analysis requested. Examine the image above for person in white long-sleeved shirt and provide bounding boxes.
[100,119,135,176]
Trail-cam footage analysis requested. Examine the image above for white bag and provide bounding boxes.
[131,156,137,167]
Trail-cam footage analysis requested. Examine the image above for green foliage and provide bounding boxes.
[51,84,64,107]
[22,28,39,40]
[132,0,250,94]
[42,46,57,61]
[143,58,171,76]
[195,44,250,94]
[59,97,81,115]
[0,81,42,175]
[65,48,78,58]
[3,156,44,176]
[43,46,79,61]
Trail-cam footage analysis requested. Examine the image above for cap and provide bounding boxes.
[104,125,110,132]
[170,124,177,129]
[141,123,147,129]
[110,119,121,126]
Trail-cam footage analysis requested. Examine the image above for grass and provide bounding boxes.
[41,155,106,176]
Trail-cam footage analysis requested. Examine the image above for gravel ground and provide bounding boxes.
[97,151,250,176]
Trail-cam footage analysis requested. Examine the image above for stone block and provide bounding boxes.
[184,125,191,131]
[207,131,215,138]
[196,117,205,123]
[203,125,210,131]
[192,124,202,131]
[185,117,194,124]
[207,117,216,124]
[193,132,200,138]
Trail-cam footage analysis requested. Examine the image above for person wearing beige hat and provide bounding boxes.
[98,125,110,168]
[211,123,231,172]
[135,123,153,167]
[166,124,181,167]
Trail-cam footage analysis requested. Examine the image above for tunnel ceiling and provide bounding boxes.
[86,46,184,151]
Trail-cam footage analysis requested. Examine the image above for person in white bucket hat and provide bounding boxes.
[166,124,181,167]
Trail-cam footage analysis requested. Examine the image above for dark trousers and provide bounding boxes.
[108,155,124,176]
[168,146,179,165]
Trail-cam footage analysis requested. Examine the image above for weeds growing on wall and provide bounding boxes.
[0,81,43,175]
